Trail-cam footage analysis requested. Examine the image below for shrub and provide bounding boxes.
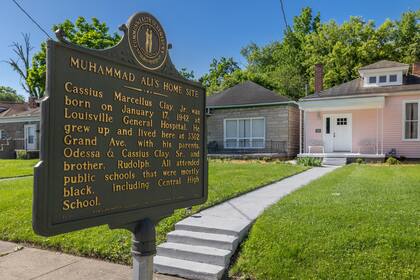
[386,156,400,165]
[297,157,322,167]
[355,158,365,164]
[15,150,27,159]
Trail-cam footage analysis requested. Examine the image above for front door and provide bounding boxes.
[323,114,352,152]
[24,124,37,150]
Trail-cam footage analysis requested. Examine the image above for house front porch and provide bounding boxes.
[298,96,387,162]
[297,152,385,162]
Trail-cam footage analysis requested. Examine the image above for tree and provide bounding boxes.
[27,17,121,98]
[199,57,240,95]
[0,86,24,102]
[4,33,38,97]
[179,68,195,80]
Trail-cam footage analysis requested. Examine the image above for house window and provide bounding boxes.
[224,117,265,148]
[404,102,419,140]
[325,117,331,134]
[379,75,387,83]
[389,74,397,82]
[368,76,377,84]
[336,118,347,125]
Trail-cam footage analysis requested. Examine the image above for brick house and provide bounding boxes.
[206,81,300,158]
[0,98,40,158]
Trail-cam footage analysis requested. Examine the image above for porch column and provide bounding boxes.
[303,111,307,154]
[376,107,379,155]
[381,107,384,155]
[299,109,302,154]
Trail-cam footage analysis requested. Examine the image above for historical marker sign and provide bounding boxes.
[33,12,207,236]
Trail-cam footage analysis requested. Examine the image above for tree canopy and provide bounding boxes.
[201,8,420,99]
[0,86,24,103]
[27,17,121,98]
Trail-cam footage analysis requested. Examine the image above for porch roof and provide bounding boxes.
[298,96,384,112]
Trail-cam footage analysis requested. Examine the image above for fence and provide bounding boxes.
[207,139,287,154]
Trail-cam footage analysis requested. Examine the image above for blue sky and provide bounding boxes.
[1,0,418,98]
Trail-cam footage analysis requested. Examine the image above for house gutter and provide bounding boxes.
[299,89,420,102]
[0,115,40,123]
[207,101,298,109]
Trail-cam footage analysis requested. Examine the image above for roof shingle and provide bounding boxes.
[302,74,420,100]
[359,60,408,70]
[207,81,290,107]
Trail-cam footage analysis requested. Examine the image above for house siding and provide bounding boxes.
[383,94,420,158]
[288,105,300,156]
[305,109,382,154]
[207,104,298,156]
[0,121,40,158]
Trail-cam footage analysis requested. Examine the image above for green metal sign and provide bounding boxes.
[33,12,207,236]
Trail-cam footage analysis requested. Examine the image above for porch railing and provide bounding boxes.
[207,139,287,154]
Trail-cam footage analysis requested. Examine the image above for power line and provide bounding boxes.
[279,0,290,30]
[11,0,52,39]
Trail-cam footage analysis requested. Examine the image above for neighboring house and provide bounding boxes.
[299,60,420,160]
[206,81,300,158]
[0,98,40,158]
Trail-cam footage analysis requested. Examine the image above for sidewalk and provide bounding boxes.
[0,240,180,280]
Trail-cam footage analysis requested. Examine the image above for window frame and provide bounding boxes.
[325,117,331,134]
[379,75,387,83]
[402,100,420,141]
[389,74,397,82]
[365,72,402,87]
[223,117,266,149]
[368,76,377,84]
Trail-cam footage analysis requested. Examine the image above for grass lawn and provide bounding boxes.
[0,160,306,264]
[0,159,39,178]
[231,164,420,280]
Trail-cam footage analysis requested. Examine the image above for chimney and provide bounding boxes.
[28,97,38,109]
[314,63,324,93]
[412,62,420,76]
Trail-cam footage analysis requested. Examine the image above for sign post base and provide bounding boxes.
[131,219,156,280]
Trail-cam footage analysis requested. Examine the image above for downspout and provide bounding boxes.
[381,107,384,155]
[299,109,302,154]
[376,107,379,155]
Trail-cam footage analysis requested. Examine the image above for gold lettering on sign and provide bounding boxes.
[70,56,135,82]
[56,46,204,221]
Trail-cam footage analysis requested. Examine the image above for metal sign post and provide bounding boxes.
[131,219,155,280]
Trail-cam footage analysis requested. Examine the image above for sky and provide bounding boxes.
[0,0,418,98]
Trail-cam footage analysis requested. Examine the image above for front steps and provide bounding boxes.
[154,225,240,280]
[322,157,347,166]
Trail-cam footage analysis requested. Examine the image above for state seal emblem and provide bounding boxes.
[128,12,168,70]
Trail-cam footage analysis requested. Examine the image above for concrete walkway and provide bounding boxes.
[154,166,337,280]
[0,240,180,280]
[0,175,32,182]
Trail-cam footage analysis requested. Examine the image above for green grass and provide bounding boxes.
[0,159,39,178]
[0,160,306,264]
[231,164,420,280]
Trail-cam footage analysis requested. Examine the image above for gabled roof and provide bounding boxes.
[359,60,408,70]
[207,81,291,108]
[0,102,40,118]
[0,101,22,113]
[302,74,420,100]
